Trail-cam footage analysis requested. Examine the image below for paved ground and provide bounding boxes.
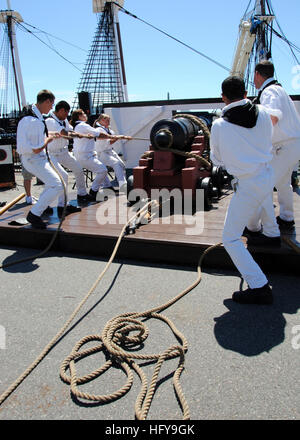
[0,173,299,423]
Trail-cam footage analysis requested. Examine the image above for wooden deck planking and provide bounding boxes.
[0,189,299,271]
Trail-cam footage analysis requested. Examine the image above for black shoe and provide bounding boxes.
[232,283,273,305]
[57,205,82,217]
[276,216,295,231]
[77,194,94,203]
[242,227,262,237]
[247,234,281,247]
[42,206,53,216]
[26,211,47,229]
[89,189,98,201]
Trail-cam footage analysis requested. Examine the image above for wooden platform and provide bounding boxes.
[0,188,299,273]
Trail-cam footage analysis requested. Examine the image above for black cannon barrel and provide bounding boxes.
[150,117,202,152]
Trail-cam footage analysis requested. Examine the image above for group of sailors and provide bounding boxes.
[16,60,300,306]
[16,91,131,230]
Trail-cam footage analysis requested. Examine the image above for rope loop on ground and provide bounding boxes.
[59,242,222,419]
[60,308,190,419]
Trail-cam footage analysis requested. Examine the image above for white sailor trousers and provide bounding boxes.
[48,155,70,207]
[223,164,274,289]
[51,150,87,197]
[21,153,63,217]
[75,154,108,192]
[98,150,127,187]
[271,138,300,221]
[247,138,300,231]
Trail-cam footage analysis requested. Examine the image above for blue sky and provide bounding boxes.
[3,0,300,106]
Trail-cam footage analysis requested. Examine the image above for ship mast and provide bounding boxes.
[0,0,26,116]
[72,0,128,115]
[231,0,274,91]
[254,0,269,61]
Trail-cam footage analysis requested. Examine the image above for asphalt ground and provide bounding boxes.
[0,172,299,430]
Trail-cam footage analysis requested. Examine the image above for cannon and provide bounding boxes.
[150,116,201,151]
[127,114,229,210]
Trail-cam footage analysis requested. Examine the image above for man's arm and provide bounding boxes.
[32,134,60,154]
[260,88,283,126]
[109,134,133,145]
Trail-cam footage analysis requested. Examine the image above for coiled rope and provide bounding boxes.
[59,238,221,420]
[0,196,221,419]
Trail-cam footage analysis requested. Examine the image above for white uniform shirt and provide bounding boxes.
[16,104,46,156]
[72,121,102,159]
[94,123,115,153]
[210,99,273,178]
[45,112,73,153]
[259,77,300,144]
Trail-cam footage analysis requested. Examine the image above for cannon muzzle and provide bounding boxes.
[150,116,207,151]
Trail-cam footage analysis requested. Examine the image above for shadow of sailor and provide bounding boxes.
[1,248,40,273]
[213,279,300,356]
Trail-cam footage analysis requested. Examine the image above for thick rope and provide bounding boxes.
[59,241,221,420]
[169,148,212,170]
[0,196,221,419]
[143,128,212,170]
[0,201,154,406]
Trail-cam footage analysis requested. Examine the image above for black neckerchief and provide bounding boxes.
[253,80,282,104]
[96,122,111,134]
[222,102,259,128]
[48,113,66,127]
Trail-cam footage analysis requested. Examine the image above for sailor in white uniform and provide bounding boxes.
[45,101,92,211]
[17,90,63,229]
[210,76,277,305]
[93,114,132,191]
[247,60,300,233]
[71,109,118,201]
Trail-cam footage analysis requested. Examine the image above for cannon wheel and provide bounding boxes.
[211,165,224,198]
[126,175,134,205]
[196,176,213,211]
[126,174,143,207]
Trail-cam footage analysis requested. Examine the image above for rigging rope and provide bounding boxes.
[112,2,231,74]
[20,20,88,54]
[13,19,83,73]
[12,18,117,98]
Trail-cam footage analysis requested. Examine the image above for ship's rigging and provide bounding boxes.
[238,0,300,94]
[0,0,300,121]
